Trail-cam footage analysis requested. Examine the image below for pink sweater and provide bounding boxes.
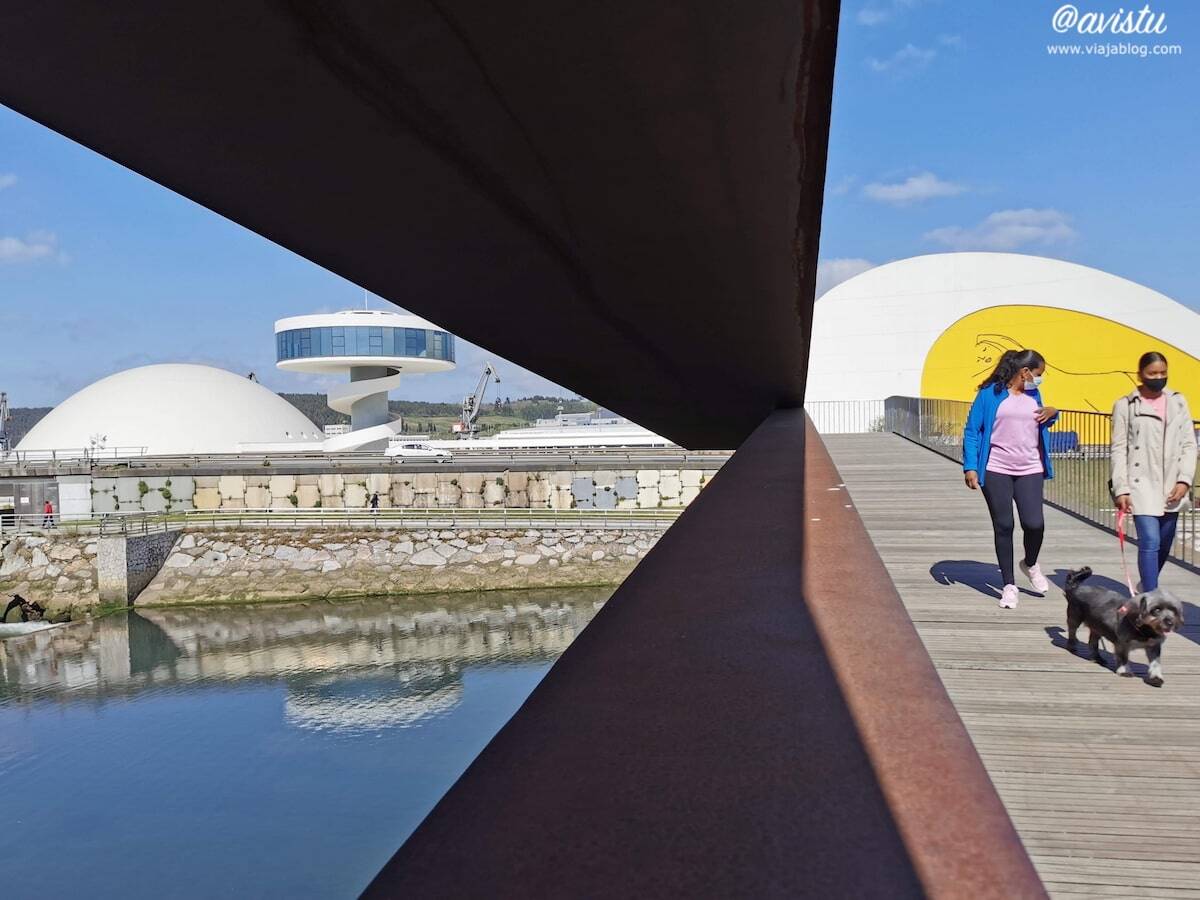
[986,393,1042,476]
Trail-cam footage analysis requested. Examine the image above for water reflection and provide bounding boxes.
[0,588,608,899]
[1,590,603,731]
[286,669,464,733]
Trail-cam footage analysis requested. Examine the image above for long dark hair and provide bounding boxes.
[1138,351,1167,373]
[978,348,1045,391]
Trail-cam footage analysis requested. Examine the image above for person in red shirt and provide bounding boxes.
[42,499,54,528]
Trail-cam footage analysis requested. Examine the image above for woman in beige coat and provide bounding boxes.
[1110,351,1198,590]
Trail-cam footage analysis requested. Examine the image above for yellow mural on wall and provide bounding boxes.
[921,305,1200,412]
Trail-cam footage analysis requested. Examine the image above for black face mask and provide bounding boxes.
[1143,377,1167,392]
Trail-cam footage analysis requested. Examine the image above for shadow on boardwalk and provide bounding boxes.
[930,560,1040,602]
[928,561,1200,648]
[829,433,1200,899]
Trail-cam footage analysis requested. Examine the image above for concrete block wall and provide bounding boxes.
[79,469,715,514]
[91,475,196,514]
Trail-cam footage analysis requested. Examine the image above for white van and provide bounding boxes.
[385,442,452,462]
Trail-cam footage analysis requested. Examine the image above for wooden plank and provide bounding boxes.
[825,434,1200,900]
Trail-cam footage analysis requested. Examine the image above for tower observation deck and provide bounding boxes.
[274,309,456,450]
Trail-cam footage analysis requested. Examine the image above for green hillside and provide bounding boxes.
[279,393,597,437]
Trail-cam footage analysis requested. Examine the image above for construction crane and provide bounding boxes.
[454,363,500,438]
[0,392,11,453]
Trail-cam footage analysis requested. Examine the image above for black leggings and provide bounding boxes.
[980,472,1045,586]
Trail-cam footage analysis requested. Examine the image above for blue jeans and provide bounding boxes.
[1133,513,1179,591]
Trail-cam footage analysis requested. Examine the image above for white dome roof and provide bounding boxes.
[17,364,322,455]
[809,252,1200,403]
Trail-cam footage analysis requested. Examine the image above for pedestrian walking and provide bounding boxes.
[962,349,1059,609]
[1110,351,1197,591]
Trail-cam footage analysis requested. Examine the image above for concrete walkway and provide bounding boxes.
[826,434,1200,899]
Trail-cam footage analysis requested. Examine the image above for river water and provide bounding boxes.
[0,587,609,898]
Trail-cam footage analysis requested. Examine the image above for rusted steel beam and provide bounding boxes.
[802,417,1045,899]
[363,410,1043,898]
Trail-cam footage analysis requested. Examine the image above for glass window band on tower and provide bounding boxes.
[276,327,455,363]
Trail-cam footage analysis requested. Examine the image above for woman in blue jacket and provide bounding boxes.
[962,349,1059,608]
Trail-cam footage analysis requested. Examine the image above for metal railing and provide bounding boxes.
[0,512,104,537]
[884,396,1199,569]
[804,400,886,435]
[0,446,148,464]
[0,447,731,478]
[0,506,685,537]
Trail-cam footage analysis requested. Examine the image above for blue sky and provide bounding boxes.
[1,1,1197,407]
[820,0,1199,300]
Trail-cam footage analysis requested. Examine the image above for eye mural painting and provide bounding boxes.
[921,306,1200,411]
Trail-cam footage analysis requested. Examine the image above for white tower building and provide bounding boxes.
[274,309,456,450]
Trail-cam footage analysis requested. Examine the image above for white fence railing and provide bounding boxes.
[0,446,149,465]
[804,400,886,435]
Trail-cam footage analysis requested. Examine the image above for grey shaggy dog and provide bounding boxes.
[1065,567,1184,687]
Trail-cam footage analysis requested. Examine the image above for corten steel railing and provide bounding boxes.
[364,409,1044,898]
[804,400,886,434]
[885,396,1200,569]
[0,507,684,538]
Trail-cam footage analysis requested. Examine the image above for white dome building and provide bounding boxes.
[808,252,1200,416]
[17,364,323,456]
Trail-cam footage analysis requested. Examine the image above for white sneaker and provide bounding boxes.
[1020,561,1050,594]
[999,584,1019,608]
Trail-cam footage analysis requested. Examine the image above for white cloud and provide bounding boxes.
[862,172,966,205]
[827,175,857,197]
[857,0,925,26]
[0,230,60,264]
[0,173,16,191]
[857,7,894,25]
[924,209,1077,251]
[867,43,936,75]
[817,258,877,297]
[939,33,963,48]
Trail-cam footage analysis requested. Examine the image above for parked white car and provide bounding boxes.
[385,442,453,462]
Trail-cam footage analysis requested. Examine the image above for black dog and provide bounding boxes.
[1064,567,1183,687]
[3,593,47,623]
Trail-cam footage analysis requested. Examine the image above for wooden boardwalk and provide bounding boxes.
[825,434,1200,899]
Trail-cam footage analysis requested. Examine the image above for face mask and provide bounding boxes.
[1143,376,1167,392]
[1024,374,1043,391]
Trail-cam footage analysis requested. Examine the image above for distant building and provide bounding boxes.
[275,309,455,451]
[808,252,1200,414]
[15,364,322,456]
[534,408,628,428]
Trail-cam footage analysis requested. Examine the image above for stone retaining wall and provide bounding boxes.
[86,468,712,514]
[2,525,664,611]
[97,530,181,604]
[0,534,99,607]
[139,527,661,604]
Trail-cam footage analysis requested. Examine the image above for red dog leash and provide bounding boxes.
[1115,507,1137,599]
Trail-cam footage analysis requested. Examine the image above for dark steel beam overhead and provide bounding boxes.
[0,0,839,448]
